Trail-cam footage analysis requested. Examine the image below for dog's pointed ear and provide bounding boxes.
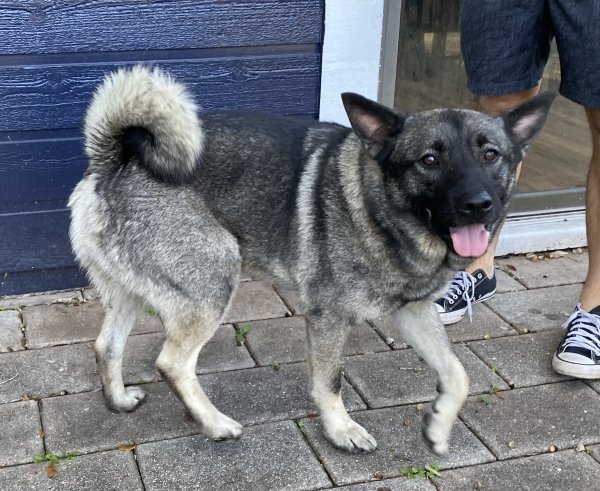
[501,92,556,150]
[342,93,405,159]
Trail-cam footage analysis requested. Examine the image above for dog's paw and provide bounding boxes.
[324,419,378,453]
[202,412,243,442]
[107,386,147,413]
[422,412,449,456]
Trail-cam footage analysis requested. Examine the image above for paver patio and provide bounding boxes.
[1,248,599,490]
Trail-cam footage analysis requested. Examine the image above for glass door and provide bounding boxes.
[393,0,590,214]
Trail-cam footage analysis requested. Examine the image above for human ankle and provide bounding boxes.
[466,264,495,279]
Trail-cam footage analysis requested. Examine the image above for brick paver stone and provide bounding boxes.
[121,332,162,385]
[485,284,580,332]
[121,325,255,385]
[494,268,526,293]
[42,364,364,455]
[23,301,163,349]
[344,345,507,408]
[224,281,289,323]
[497,255,587,289]
[0,290,83,309]
[195,324,255,373]
[566,250,588,263]
[368,317,408,349]
[437,450,600,491]
[245,316,388,366]
[0,400,43,467]
[444,304,517,343]
[333,478,436,490]
[4,255,598,490]
[197,363,365,425]
[370,305,515,344]
[302,406,495,486]
[0,309,23,352]
[273,286,305,315]
[0,450,143,490]
[587,379,600,395]
[459,381,600,459]
[42,384,197,455]
[468,330,572,388]
[81,288,98,301]
[136,420,331,491]
[0,344,98,404]
[587,444,600,463]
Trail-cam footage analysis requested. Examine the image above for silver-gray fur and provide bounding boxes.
[83,66,203,182]
[70,66,554,456]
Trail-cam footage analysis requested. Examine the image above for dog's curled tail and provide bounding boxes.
[83,65,203,182]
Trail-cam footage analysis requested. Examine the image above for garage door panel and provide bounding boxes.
[0,0,323,55]
[0,138,83,212]
[0,0,324,295]
[0,53,321,132]
[0,209,74,272]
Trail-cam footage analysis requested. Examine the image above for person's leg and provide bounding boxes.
[577,108,600,311]
[547,0,600,309]
[552,109,600,378]
[465,86,542,278]
[436,1,551,325]
[552,108,600,380]
[434,88,541,325]
[549,0,600,377]
[476,88,543,116]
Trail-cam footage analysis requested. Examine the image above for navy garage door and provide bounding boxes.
[0,0,324,296]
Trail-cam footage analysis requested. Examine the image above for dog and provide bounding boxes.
[69,66,554,455]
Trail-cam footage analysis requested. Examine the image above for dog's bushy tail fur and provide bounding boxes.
[83,65,203,182]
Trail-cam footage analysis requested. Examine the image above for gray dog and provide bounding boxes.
[69,66,553,455]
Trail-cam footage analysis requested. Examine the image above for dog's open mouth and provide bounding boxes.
[449,224,490,257]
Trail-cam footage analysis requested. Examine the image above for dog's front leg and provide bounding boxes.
[306,315,377,453]
[392,300,469,456]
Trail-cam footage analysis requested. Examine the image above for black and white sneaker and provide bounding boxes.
[552,304,600,379]
[434,269,497,325]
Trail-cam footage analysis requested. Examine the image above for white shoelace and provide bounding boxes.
[443,271,477,321]
[560,304,600,356]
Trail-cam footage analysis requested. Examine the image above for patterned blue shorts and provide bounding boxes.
[460,0,600,108]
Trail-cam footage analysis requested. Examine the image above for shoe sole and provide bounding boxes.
[552,354,600,379]
[438,307,467,325]
[437,289,497,326]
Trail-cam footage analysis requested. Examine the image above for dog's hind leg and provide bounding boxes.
[393,300,469,456]
[306,315,377,453]
[157,302,243,441]
[95,293,146,412]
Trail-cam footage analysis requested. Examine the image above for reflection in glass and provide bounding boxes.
[394,0,590,194]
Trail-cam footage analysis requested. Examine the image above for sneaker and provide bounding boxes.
[434,269,497,325]
[552,304,600,379]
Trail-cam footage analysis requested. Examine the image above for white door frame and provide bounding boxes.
[319,0,587,255]
[319,0,392,126]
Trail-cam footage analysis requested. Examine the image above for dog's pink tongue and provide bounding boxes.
[449,224,489,257]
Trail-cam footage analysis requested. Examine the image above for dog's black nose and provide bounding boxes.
[460,191,494,217]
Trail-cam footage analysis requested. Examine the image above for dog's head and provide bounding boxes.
[342,92,555,261]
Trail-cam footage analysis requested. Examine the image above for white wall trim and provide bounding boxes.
[497,210,587,256]
[378,0,402,108]
[319,0,387,125]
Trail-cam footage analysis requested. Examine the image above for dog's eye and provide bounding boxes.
[421,154,437,165]
[484,149,499,162]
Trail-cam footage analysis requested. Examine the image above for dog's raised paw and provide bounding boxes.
[325,419,378,453]
[108,386,147,413]
[203,412,243,442]
[422,412,449,456]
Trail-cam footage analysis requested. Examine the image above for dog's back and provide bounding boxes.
[193,112,349,274]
